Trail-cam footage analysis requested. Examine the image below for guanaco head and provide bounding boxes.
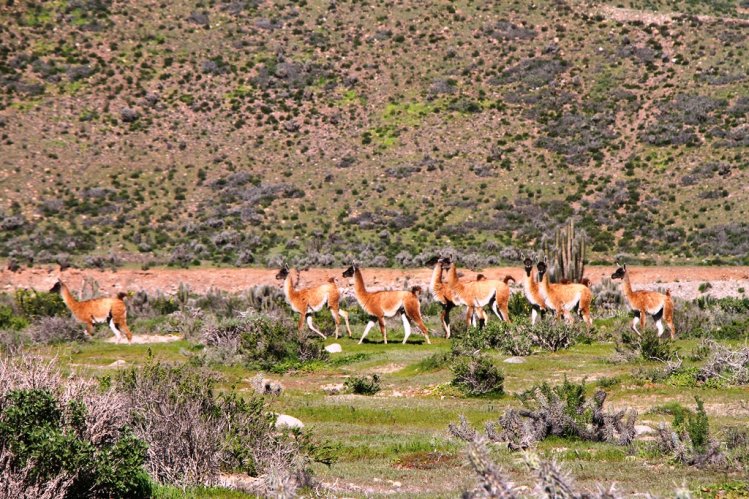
[611,262,627,280]
[342,263,358,278]
[275,264,290,281]
[425,255,441,267]
[49,280,62,293]
[523,257,534,277]
[536,262,548,281]
[438,256,452,269]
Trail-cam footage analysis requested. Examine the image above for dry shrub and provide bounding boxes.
[451,422,623,498]
[27,316,88,344]
[452,380,636,451]
[114,358,315,495]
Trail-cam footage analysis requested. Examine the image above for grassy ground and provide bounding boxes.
[30,315,749,498]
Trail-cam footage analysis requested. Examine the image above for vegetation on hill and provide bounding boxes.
[1,0,748,267]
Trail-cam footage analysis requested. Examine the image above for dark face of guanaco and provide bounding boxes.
[275,266,290,281]
[438,257,452,270]
[536,262,547,281]
[425,256,441,267]
[611,265,627,280]
[523,258,533,277]
[342,264,357,278]
[50,281,62,293]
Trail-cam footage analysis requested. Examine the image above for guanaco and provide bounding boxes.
[275,265,352,339]
[611,261,675,339]
[536,262,593,327]
[442,258,514,328]
[521,257,546,325]
[342,263,430,345]
[50,280,133,343]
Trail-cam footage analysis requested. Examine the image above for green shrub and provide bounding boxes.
[0,388,152,497]
[619,328,676,361]
[344,374,381,395]
[451,354,504,397]
[201,313,328,372]
[0,304,28,330]
[507,292,531,318]
[14,289,67,319]
[412,351,452,372]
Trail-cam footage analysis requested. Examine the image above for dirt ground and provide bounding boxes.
[2,265,749,301]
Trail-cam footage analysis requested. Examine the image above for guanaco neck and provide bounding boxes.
[446,264,463,293]
[429,264,444,298]
[59,283,79,309]
[523,268,539,297]
[621,272,635,304]
[353,268,370,300]
[283,274,300,303]
[538,271,551,298]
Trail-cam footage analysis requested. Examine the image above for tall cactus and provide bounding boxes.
[542,219,586,283]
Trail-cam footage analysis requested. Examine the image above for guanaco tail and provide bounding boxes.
[342,263,430,345]
[275,264,352,339]
[536,262,593,327]
[611,261,675,339]
[50,280,133,343]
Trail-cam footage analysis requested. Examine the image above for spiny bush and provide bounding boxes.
[456,378,636,450]
[451,422,622,498]
[654,397,726,468]
[451,354,505,397]
[344,374,381,395]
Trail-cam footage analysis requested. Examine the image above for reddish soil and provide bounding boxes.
[2,265,749,301]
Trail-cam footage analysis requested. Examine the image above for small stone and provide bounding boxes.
[325,343,343,353]
[108,359,127,368]
[635,425,655,436]
[504,356,526,364]
[275,414,304,430]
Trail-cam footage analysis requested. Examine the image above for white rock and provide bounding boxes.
[635,425,655,436]
[321,383,345,395]
[325,343,343,353]
[503,356,526,364]
[275,414,304,430]
[108,359,127,368]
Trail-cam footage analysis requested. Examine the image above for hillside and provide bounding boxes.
[1,0,748,269]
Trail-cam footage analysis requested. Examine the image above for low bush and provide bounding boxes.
[114,358,324,494]
[27,316,88,344]
[654,397,726,468]
[0,304,28,331]
[451,354,504,397]
[201,313,327,372]
[344,374,381,395]
[458,378,637,450]
[14,289,67,319]
[0,356,152,497]
[615,328,676,362]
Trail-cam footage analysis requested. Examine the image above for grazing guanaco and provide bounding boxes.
[275,265,352,339]
[342,263,430,345]
[442,258,514,328]
[536,262,593,327]
[611,261,675,339]
[50,280,133,343]
[521,257,546,325]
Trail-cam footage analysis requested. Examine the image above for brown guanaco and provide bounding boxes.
[275,265,352,339]
[342,263,430,345]
[50,280,133,343]
[611,261,675,339]
[442,258,513,328]
[536,262,593,327]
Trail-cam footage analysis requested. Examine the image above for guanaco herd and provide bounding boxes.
[48,258,675,345]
